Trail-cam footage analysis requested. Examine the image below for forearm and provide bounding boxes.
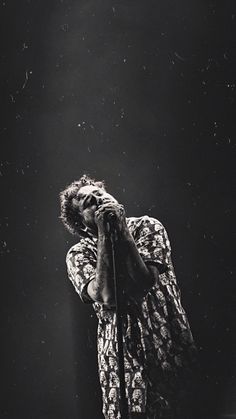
[88,227,157,304]
[87,202,157,304]
[87,234,115,305]
[116,228,156,298]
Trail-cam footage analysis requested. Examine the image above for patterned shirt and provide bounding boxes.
[66,216,196,419]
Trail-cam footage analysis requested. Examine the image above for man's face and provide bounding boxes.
[132,389,142,401]
[135,372,142,384]
[109,388,117,400]
[74,185,118,232]
[109,357,116,367]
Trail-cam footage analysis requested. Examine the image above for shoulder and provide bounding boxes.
[66,236,96,261]
[127,215,165,234]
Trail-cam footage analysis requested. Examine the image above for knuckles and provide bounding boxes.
[95,203,125,222]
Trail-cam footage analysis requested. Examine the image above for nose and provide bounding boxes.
[88,193,107,207]
[83,193,98,208]
[96,196,103,206]
[97,196,113,206]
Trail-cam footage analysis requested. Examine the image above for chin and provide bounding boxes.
[87,222,98,235]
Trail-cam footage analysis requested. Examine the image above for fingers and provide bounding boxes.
[95,203,126,233]
[95,204,125,229]
[95,203,124,216]
[97,202,123,210]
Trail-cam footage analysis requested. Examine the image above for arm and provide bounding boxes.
[87,233,115,305]
[115,225,158,298]
[87,204,158,305]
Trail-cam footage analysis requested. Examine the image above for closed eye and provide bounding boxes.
[94,190,103,197]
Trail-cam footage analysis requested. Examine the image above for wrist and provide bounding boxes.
[97,229,110,241]
[118,226,133,241]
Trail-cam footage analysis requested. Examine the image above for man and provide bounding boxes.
[60,174,196,419]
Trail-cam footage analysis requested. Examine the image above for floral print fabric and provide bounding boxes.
[66,216,196,418]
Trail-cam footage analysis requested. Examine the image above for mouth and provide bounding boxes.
[83,195,116,211]
[101,198,113,204]
[97,198,115,208]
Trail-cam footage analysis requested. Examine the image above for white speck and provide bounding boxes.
[174,51,185,61]
[22,43,29,51]
[22,70,29,89]
[60,23,69,32]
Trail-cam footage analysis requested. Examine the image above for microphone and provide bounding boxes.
[106,211,117,233]
[107,212,116,222]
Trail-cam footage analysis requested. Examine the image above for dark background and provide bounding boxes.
[1,1,235,418]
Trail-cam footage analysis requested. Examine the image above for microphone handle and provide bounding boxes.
[107,212,116,222]
[106,212,117,234]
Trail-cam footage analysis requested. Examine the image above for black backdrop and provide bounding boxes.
[1,1,235,418]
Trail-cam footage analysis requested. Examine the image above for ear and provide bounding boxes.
[72,197,80,209]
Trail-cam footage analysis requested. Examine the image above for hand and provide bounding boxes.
[95,202,126,235]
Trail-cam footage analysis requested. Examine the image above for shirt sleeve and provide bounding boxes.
[66,241,96,304]
[134,216,171,274]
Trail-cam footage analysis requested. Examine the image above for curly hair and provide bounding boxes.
[59,174,106,235]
